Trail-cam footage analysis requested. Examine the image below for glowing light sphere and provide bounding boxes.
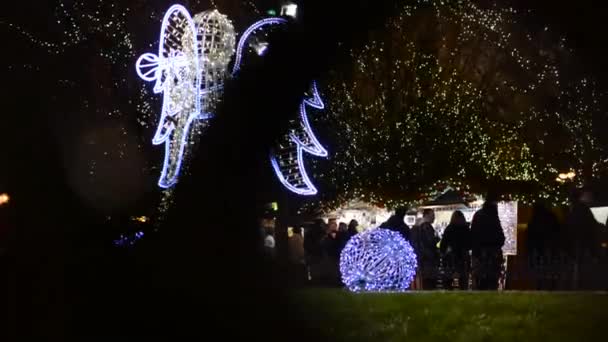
[340,228,417,292]
[0,193,9,206]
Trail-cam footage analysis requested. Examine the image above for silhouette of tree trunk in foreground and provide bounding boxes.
[11,1,397,340]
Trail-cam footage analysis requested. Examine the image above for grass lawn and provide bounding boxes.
[290,290,608,341]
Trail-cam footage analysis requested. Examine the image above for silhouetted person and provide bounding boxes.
[288,226,306,286]
[410,209,440,289]
[528,202,561,256]
[336,222,351,254]
[258,215,277,261]
[347,219,359,237]
[564,189,604,290]
[471,195,505,290]
[440,210,471,290]
[263,226,276,259]
[322,224,341,259]
[380,207,411,241]
[304,219,326,285]
[527,202,561,290]
[321,223,341,286]
[604,216,608,249]
[564,189,603,258]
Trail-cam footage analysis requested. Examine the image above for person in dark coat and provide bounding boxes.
[304,219,326,285]
[288,226,307,286]
[347,219,359,237]
[320,223,341,286]
[336,222,350,253]
[527,202,561,257]
[470,195,505,290]
[440,210,471,290]
[322,221,340,258]
[527,202,561,290]
[564,189,603,258]
[379,207,410,241]
[564,189,605,290]
[410,209,440,289]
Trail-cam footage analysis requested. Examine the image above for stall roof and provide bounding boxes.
[420,189,472,208]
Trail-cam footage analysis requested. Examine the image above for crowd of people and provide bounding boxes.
[260,188,608,291]
[376,196,506,290]
[526,189,608,290]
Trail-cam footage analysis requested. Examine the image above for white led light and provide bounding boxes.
[340,228,417,292]
[281,3,298,18]
[136,5,235,188]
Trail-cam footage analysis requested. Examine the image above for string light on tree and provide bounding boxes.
[307,0,608,210]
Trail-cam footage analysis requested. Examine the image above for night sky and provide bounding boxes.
[508,0,608,82]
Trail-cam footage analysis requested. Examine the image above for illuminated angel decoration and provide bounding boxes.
[232,18,328,195]
[269,82,328,195]
[136,6,326,195]
[193,10,235,115]
[136,5,235,188]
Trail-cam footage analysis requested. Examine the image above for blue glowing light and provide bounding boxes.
[233,18,328,195]
[157,112,207,188]
[114,230,145,247]
[231,17,287,75]
[340,228,418,292]
[136,4,201,188]
[291,83,328,157]
[270,142,318,195]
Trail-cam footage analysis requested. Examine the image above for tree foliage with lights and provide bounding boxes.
[309,0,608,210]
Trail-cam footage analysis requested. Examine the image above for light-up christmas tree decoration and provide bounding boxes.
[340,228,417,292]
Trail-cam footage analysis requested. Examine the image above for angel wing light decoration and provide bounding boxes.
[136,6,235,188]
[136,5,200,188]
[137,6,327,195]
[193,10,235,116]
[232,18,328,195]
[269,82,328,195]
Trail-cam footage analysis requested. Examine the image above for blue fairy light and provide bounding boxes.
[113,230,145,247]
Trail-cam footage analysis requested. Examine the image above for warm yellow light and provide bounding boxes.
[558,173,568,180]
[0,193,9,206]
[567,171,576,179]
[133,216,149,223]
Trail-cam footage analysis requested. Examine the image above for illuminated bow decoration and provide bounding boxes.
[136,51,191,94]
